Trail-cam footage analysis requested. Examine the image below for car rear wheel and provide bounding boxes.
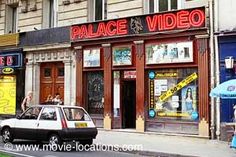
[48,134,62,146]
[2,127,13,143]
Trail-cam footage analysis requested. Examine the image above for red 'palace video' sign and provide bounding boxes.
[71,7,206,41]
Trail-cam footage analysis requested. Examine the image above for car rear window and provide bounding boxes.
[63,108,91,121]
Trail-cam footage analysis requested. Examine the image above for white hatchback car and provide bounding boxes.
[0,105,97,145]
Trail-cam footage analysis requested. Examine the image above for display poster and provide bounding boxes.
[181,86,197,114]
[146,41,193,64]
[83,49,100,67]
[0,76,16,115]
[159,73,198,102]
[113,47,132,66]
[148,70,198,120]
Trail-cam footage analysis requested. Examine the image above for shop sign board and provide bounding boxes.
[0,53,22,68]
[71,7,206,41]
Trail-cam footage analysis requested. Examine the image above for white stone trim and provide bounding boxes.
[25,48,76,105]
[23,43,71,52]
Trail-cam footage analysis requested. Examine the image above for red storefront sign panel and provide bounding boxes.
[71,7,206,41]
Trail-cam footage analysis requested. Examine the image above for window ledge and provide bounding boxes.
[74,0,82,3]
[63,0,70,5]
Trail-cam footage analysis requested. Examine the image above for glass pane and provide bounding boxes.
[49,0,54,28]
[44,68,51,77]
[113,71,120,117]
[148,68,198,121]
[87,72,104,114]
[12,7,17,33]
[58,67,64,77]
[149,0,154,13]
[145,41,193,64]
[171,0,177,10]
[22,107,42,119]
[159,0,168,12]
[40,107,57,120]
[104,0,107,19]
[95,0,103,21]
[63,108,90,121]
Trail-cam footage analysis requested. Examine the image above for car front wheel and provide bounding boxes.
[2,127,13,143]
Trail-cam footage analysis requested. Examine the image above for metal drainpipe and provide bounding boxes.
[215,36,221,140]
[209,0,216,139]
[212,0,221,140]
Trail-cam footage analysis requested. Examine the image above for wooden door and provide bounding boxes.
[40,62,64,103]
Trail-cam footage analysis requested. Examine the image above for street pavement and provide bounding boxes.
[94,129,236,157]
[0,129,235,157]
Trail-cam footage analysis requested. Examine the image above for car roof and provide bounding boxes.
[30,105,84,109]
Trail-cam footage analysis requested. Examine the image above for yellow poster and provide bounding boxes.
[159,73,198,102]
[0,76,16,115]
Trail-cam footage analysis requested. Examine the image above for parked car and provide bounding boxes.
[0,105,97,145]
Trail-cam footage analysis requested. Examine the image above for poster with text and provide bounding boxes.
[0,76,16,115]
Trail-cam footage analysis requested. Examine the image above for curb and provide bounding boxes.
[97,128,209,139]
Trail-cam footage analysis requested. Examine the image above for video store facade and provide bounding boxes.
[71,7,210,136]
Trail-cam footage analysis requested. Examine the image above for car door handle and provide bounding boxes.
[36,123,39,127]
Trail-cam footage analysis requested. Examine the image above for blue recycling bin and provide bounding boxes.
[231,134,236,148]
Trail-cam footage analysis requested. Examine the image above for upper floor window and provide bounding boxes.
[149,0,178,13]
[43,0,58,28]
[5,5,18,33]
[88,0,107,21]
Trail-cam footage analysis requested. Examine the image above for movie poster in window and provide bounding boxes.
[113,46,132,66]
[146,41,193,64]
[181,85,198,120]
[83,49,100,67]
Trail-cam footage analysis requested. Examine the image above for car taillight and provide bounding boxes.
[61,118,68,129]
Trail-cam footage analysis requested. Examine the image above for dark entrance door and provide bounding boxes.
[122,80,136,128]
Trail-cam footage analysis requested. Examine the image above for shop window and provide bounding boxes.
[148,0,178,13]
[5,5,18,33]
[58,67,64,77]
[146,41,193,64]
[40,107,57,120]
[83,49,101,67]
[87,72,104,114]
[112,46,132,66]
[113,71,120,117]
[44,68,51,77]
[43,0,58,28]
[148,68,198,121]
[88,0,107,21]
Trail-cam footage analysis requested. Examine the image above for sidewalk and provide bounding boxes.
[94,129,236,157]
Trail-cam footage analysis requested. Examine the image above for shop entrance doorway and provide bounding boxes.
[40,62,64,103]
[122,80,136,129]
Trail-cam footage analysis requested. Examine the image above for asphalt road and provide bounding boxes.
[0,140,146,157]
[0,138,197,157]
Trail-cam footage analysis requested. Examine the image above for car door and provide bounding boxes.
[13,107,42,140]
[36,106,61,141]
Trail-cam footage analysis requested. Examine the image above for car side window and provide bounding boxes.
[63,108,90,121]
[39,107,57,121]
[21,107,42,120]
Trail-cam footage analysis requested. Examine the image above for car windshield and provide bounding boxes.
[63,108,91,121]
[21,107,42,119]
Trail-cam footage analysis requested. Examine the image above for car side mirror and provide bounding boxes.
[16,115,21,119]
